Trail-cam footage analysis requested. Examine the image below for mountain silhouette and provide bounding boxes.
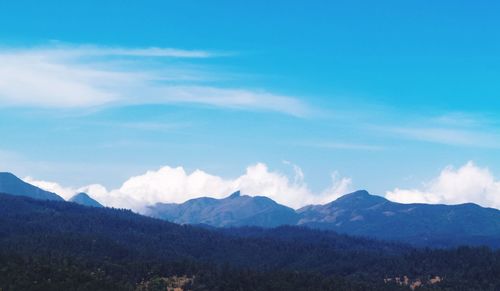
[69,192,103,207]
[0,172,63,201]
[147,191,300,228]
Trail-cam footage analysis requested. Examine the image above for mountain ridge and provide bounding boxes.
[0,172,63,201]
[297,190,500,247]
[2,172,499,248]
[147,190,300,228]
[149,189,500,247]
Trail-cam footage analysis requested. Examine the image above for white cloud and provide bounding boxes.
[1,43,215,58]
[282,160,305,185]
[23,176,77,200]
[300,141,384,151]
[370,112,500,149]
[386,161,500,209]
[43,45,214,58]
[23,176,106,201]
[23,162,352,212]
[0,44,310,116]
[234,163,312,208]
[383,127,500,148]
[320,172,352,203]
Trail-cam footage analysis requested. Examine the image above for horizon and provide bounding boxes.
[1,1,500,212]
[0,170,496,213]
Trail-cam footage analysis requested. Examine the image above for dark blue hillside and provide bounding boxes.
[146,189,500,248]
[0,193,499,290]
[0,192,406,271]
[297,190,500,248]
[0,172,63,201]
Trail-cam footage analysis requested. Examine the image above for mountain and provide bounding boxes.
[148,189,500,247]
[69,192,103,207]
[3,169,498,248]
[0,192,499,290]
[0,172,63,201]
[147,191,300,227]
[297,190,500,247]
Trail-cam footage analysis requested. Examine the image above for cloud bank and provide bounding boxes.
[0,44,310,116]
[25,162,351,212]
[386,162,500,209]
[23,161,500,212]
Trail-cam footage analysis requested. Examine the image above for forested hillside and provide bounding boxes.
[0,193,499,290]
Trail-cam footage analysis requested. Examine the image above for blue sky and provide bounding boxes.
[1,1,500,209]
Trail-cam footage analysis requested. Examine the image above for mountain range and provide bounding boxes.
[297,190,500,247]
[148,189,500,247]
[3,192,498,290]
[0,171,500,289]
[0,172,102,208]
[2,171,500,248]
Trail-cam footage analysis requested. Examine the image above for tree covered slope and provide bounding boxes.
[0,193,499,290]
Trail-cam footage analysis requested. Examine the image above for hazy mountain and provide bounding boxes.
[69,192,103,207]
[0,172,63,201]
[147,191,300,228]
[148,189,500,247]
[297,190,500,247]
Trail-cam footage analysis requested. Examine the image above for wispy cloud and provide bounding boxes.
[301,141,384,151]
[364,111,500,148]
[0,44,310,116]
[61,46,216,58]
[377,126,500,148]
[0,43,217,58]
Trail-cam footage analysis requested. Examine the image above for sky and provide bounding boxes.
[1,1,500,211]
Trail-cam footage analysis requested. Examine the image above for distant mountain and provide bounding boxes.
[0,172,63,201]
[3,168,499,248]
[148,189,500,247]
[147,191,300,228]
[297,190,500,247]
[69,192,103,207]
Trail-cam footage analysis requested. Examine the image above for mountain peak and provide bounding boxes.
[0,172,22,181]
[0,172,16,176]
[69,192,103,208]
[330,190,387,208]
[228,190,241,198]
[149,190,299,228]
[347,190,370,197]
[0,172,63,201]
[70,192,91,200]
